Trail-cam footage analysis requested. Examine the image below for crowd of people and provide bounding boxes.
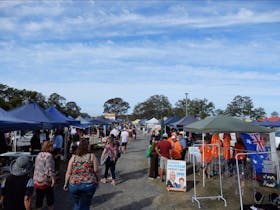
[147,129,260,184]
[0,124,136,210]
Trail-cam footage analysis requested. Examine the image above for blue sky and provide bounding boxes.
[0,0,280,116]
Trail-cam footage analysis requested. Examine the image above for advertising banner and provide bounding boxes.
[166,160,187,192]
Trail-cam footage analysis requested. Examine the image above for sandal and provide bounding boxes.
[100,178,107,184]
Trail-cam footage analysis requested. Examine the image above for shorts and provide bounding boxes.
[122,142,127,147]
[160,156,168,170]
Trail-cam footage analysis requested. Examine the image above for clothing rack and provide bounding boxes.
[191,141,227,208]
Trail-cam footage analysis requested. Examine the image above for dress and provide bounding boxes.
[149,143,158,178]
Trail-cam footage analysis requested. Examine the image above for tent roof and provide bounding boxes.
[0,107,38,132]
[184,115,272,133]
[9,101,52,123]
[8,101,66,128]
[146,117,159,124]
[256,120,280,127]
[164,116,181,125]
[45,106,75,125]
[91,118,112,125]
[170,116,197,127]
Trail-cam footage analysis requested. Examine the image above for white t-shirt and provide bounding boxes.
[121,131,129,143]
[110,128,119,137]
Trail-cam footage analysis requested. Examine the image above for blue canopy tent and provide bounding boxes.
[257,120,280,127]
[45,106,79,126]
[91,118,112,126]
[170,115,197,128]
[0,107,38,132]
[67,116,80,125]
[8,100,66,129]
[164,116,181,125]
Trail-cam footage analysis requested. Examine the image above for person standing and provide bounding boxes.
[33,141,56,210]
[63,140,99,210]
[100,138,118,185]
[148,140,158,179]
[171,135,183,160]
[1,155,34,210]
[120,128,129,154]
[178,133,187,160]
[53,130,63,175]
[31,130,41,155]
[156,135,172,182]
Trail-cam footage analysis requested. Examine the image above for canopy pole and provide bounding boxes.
[236,151,279,210]
[269,132,280,184]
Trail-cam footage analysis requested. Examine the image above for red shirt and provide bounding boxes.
[157,140,172,159]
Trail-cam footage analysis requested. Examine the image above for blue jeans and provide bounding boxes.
[69,183,97,210]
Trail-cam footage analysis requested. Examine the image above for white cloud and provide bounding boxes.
[1,2,279,39]
[0,1,279,116]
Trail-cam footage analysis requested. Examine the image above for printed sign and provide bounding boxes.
[262,160,275,174]
[166,160,187,192]
[188,146,201,163]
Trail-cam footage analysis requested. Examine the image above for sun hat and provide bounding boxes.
[10,155,33,176]
[162,133,168,138]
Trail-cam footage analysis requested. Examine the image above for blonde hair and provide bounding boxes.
[41,140,53,153]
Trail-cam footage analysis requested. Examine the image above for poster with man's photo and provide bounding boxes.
[166,160,187,192]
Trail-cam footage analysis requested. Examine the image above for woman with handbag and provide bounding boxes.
[63,139,99,210]
[33,140,56,210]
[100,137,117,185]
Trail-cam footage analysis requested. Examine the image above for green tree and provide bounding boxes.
[64,101,81,118]
[173,98,215,119]
[103,97,130,116]
[187,98,215,119]
[132,95,172,119]
[225,95,266,119]
[47,93,66,112]
[251,107,266,120]
[173,99,187,117]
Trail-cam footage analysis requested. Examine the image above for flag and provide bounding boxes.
[240,133,269,174]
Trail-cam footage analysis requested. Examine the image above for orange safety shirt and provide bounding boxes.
[223,133,231,160]
[211,133,222,158]
[199,143,212,163]
[172,141,182,160]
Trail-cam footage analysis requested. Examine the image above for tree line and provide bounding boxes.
[104,95,279,120]
[0,84,88,118]
[1,83,278,120]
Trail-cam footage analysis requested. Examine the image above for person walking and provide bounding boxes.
[63,140,99,210]
[100,138,118,185]
[33,141,56,210]
[120,127,129,154]
[1,155,34,210]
